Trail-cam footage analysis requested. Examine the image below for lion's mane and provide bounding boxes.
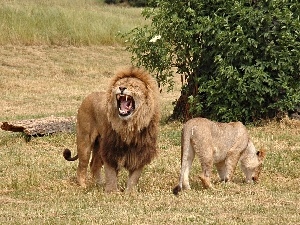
[101,67,160,171]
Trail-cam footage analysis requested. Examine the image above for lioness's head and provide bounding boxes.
[106,67,160,143]
[242,149,266,183]
[251,149,266,182]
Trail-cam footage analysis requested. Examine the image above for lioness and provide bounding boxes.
[173,118,266,195]
[63,67,160,192]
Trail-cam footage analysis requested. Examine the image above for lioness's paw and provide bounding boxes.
[199,175,212,189]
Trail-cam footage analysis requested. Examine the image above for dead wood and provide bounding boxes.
[1,116,76,136]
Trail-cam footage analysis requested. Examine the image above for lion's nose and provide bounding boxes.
[119,87,127,93]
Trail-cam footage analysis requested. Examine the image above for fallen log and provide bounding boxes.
[1,116,76,136]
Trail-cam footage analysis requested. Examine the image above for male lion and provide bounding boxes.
[63,67,160,192]
[173,118,266,195]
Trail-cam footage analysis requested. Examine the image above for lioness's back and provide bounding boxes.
[184,118,247,137]
[183,118,249,154]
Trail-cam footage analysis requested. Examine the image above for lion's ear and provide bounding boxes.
[257,149,266,159]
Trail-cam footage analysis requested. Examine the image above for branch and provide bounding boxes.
[1,116,76,136]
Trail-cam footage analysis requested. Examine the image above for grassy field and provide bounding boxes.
[1,46,299,225]
[0,0,147,45]
[0,1,300,224]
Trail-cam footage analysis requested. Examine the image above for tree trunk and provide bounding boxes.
[170,74,198,121]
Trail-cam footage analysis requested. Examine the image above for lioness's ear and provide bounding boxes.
[257,149,266,159]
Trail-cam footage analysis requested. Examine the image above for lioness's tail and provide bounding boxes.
[172,128,185,195]
[63,148,78,161]
[173,185,182,195]
[173,123,193,195]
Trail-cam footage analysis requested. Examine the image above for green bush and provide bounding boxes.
[124,0,300,122]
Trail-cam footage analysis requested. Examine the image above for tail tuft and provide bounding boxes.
[172,185,182,195]
[63,148,78,161]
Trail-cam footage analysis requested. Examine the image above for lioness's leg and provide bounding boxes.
[199,165,213,188]
[104,163,118,192]
[198,148,213,188]
[125,167,143,193]
[215,161,227,182]
[224,153,241,182]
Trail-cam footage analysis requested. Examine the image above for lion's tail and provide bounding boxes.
[63,148,79,161]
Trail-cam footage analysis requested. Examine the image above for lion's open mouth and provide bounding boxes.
[116,94,135,117]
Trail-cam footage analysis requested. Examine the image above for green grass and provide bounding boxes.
[0,45,299,225]
[0,1,300,224]
[0,0,147,45]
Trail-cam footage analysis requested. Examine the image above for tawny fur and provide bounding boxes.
[173,118,266,195]
[63,67,160,192]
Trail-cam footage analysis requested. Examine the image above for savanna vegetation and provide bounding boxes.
[0,0,299,224]
[0,0,147,46]
[125,0,300,122]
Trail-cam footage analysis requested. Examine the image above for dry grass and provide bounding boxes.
[0,45,299,224]
[0,1,299,223]
[0,45,130,120]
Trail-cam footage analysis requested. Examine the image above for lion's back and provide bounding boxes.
[77,91,108,135]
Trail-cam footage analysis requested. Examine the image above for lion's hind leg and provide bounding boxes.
[90,156,103,186]
[90,136,103,185]
[76,133,94,187]
[76,149,90,188]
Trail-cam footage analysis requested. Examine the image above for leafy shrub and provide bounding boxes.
[124,0,300,122]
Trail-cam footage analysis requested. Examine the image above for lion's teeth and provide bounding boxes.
[126,95,128,101]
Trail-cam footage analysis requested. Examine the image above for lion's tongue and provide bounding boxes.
[120,101,132,114]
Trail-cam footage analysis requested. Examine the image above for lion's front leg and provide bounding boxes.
[125,168,143,193]
[104,162,118,193]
